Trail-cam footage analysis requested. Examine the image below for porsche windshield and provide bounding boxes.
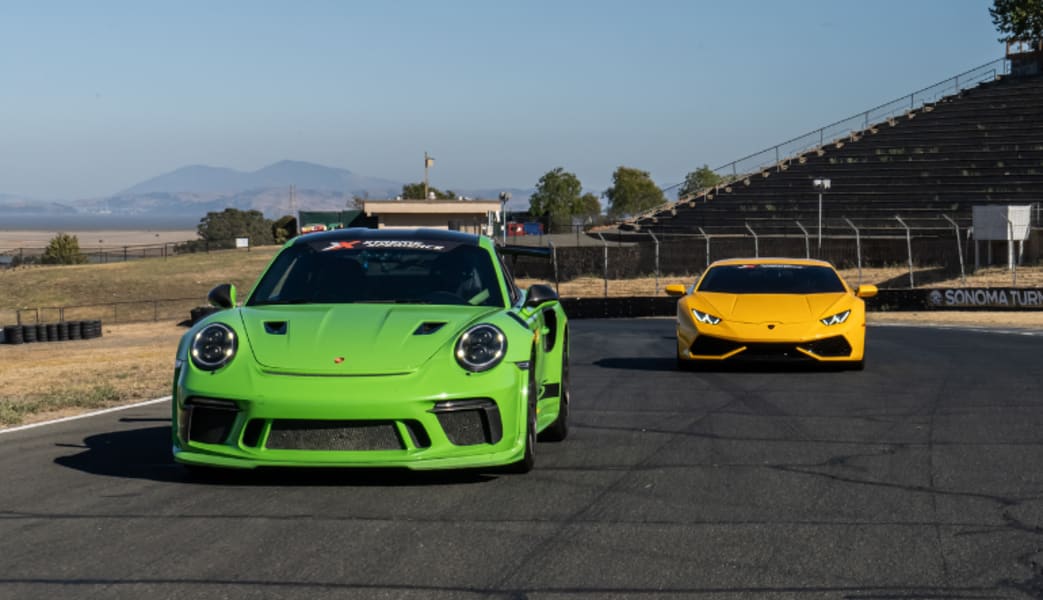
[247,239,504,307]
[696,264,846,294]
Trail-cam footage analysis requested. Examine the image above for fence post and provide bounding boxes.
[648,231,660,295]
[548,242,559,296]
[1006,218,1017,286]
[698,227,710,268]
[843,218,862,286]
[745,222,759,258]
[895,215,914,287]
[795,221,810,259]
[940,214,966,286]
[596,233,608,298]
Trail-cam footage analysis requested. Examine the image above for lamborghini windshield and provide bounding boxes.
[697,264,846,294]
[247,238,504,307]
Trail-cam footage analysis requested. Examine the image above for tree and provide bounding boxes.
[574,193,602,219]
[990,0,1043,43]
[271,214,297,244]
[529,167,583,228]
[41,233,89,265]
[401,183,455,200]
[678,164,724,200]
[604,166,666,219]
[180,208,275,252]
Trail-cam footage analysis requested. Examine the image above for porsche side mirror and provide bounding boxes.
[856,284,878,299]
[524,284,558,308]
[665,284,687,297]
[208,283,237,309]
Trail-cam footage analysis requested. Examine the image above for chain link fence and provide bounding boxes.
[0,237,256,268]
[509,218,1043,295]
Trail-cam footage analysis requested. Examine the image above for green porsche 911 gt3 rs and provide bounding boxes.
[172,228,569,473]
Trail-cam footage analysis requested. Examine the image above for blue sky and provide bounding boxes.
[0,0,1004,200]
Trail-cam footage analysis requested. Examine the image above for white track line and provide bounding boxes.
[0,396,170,436]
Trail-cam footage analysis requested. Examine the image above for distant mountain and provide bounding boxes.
[1,161,540,222]
[0,193,77,215]
[121,160,402,198]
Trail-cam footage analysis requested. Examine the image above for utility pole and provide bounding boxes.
[424,152,435,199]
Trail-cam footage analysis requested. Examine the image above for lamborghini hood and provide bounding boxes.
[235,304,498,375]
[695,292,851,323]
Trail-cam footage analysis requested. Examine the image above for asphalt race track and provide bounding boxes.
[2,318,1043,599]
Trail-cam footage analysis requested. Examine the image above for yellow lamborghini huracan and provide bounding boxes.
[666,258,877,370]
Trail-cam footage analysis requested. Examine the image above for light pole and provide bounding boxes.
[498,191,511,243]
[423,152,435,199]
[812,178,831,253]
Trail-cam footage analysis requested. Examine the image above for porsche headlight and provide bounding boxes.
[191,323,238,371]
[692,309,721,325]
[455,324,506,372]
[820,310,851,326]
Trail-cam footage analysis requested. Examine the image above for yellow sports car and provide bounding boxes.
[666,258,877,370]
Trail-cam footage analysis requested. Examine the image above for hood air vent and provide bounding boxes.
[413,322,447,336]
[264,321,288,335]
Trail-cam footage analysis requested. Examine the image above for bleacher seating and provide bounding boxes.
[623,71,1043,237]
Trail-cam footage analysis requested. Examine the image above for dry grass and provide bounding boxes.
[0,246,280,321]
[0,322,183,426]
[2,250,1042,428]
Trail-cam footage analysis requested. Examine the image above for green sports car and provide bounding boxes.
[172,228,569,473]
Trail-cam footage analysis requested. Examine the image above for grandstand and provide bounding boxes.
[621,55,1043,240]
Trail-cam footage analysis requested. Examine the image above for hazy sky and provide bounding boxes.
[1,0,1004,200]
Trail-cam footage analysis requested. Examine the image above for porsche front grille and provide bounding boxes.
[266,420,406,451]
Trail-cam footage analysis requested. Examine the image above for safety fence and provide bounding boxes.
[0,238,255,268]
[0,297,201,327]
[509,220,1043,295]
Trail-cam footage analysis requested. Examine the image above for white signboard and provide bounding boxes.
[972,205,1032,241]
[235,237,250,249]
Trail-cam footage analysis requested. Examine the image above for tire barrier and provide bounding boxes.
[2,320,103,344]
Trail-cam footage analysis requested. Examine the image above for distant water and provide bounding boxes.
[0,214,198,230]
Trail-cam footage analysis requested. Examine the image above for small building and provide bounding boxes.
[360,198,504,235]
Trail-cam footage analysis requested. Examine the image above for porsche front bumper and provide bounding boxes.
[171,361,531,471]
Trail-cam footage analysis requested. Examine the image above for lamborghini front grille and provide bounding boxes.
[801,335,853,357]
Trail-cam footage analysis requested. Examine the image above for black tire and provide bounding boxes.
[68,321,82,340]
[45,323,58,342]
[505,349,538,474]
[676,347,699,371]
[92,320,104,338]
[36,324,47,342]
[57,322,69,341]
[81,320,97,339]
[540,332,569,443]
[22,324,37,343]
[3,325,23,345]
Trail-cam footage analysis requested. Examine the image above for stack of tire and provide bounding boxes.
[1,320,103,345]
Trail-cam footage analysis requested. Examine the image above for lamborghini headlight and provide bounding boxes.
[820,310,851,326]
[692,309,722,325]
[455,324,507,372]
[190,323,238,371]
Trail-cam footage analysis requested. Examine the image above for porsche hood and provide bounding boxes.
[233,304,499,375]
